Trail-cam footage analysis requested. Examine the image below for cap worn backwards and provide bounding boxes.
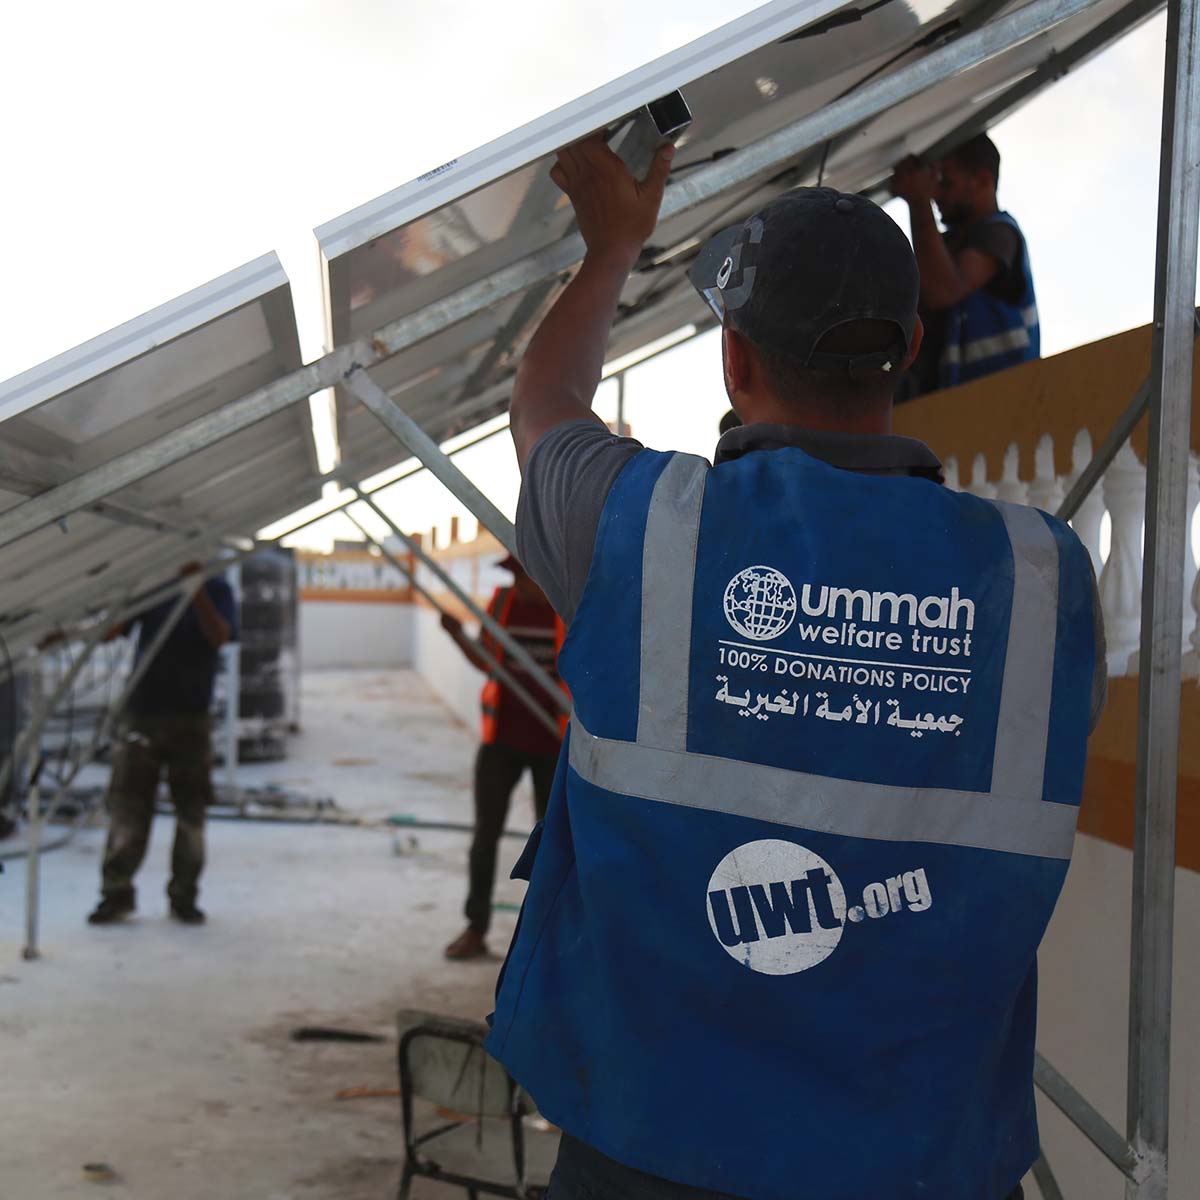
[688,187,919,374]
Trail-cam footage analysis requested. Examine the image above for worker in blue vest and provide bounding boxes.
[488,134,1105,1200]
[891,133,1039,393]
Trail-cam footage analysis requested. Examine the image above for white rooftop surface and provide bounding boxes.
[0,669,540,1200]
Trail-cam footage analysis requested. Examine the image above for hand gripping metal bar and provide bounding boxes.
[0,0,1097,554]
[342,510,561,739]
[352,489,569,716]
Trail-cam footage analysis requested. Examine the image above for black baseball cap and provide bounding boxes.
[688,187,919,374]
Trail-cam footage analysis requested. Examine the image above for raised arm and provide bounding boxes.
[509,135,674,472]
[891,158,999,311]
[440,612,493,674]
[180,564,232,650]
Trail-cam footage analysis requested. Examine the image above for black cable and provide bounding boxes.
[817,139,833,188]
[781,0,896,41]
[53,624,76,788]
[666,147,738,175]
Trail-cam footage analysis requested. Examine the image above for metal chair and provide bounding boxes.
[395,1008,559,1200]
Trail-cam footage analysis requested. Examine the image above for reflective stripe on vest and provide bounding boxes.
[939,213,1039,387]
[487,445,1098,1199]
[569,453,1072,859]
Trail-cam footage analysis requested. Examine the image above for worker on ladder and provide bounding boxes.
[441,554,565,961]
[487,135,1105,1200]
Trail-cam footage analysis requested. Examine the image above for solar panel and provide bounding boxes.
[0,254,313,654]
[317,0,1150,482]
[0,0,1157,657]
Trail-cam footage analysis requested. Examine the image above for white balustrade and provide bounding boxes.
[1181,452,1200,663]
[967,453,997,499]
[1184,566,1200,681]
[1065,430,1106,576]
[1098,443,1146,676]
[1028,434,1065,514]
[924,428,1200,681]
[994,443,1029,504]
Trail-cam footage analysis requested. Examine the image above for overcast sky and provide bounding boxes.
[0,1,1188,552]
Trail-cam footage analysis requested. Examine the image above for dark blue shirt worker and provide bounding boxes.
[88,565,237,926]
[486,136,1104,1200]
[892,133,1039,394]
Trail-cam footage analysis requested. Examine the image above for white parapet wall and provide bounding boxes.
[411,603,485,732]
[299,600,415,669]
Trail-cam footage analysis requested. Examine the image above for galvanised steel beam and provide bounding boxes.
[0,343,366,552]
[1057,312,1200,524]
[1127,0,1200,1194]
[352,488,568,713]
[859,0,1165,200]
[342,511,560,739]
[342,366,519,557]
[0,0,1098,554]
[1034,1053,1140,1178]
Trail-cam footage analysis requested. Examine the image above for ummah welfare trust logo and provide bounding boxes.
[723,566,797,641]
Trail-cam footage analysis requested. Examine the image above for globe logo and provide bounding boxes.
[723,566,797,642]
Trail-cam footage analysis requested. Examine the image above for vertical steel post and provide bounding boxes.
[1128,1,1200,1195]
[19,582,200,960]
[22,776,43,960]
[223,563,242,801]
[0,623,108,799]
[616,371,627,437]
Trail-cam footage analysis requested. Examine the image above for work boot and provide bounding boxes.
[169,900,206,925]
[444,928,487,960]
[87,896,135,925]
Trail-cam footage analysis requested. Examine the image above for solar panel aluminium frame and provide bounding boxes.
[0,1,1194,1194]
[314,0,1154,488]
[0,0,1112,560]
[0,252,318,655]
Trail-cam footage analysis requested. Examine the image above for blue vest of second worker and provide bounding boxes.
[487,444,1097,1200]
[940,211,1040,388]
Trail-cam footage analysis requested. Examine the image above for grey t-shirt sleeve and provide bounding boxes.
[965,221,1020,271]
[516,420,645,624]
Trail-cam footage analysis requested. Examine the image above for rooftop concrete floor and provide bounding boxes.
[0,669,541,1199]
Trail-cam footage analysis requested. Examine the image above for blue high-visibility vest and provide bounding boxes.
[487,445,1097,1200]
[940,212,1040,389]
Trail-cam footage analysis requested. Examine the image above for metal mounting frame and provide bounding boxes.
[0,2,1194,1194]
[341,510,561,739]
[0,0,1103,563]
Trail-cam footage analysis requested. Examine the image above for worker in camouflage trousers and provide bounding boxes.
[89,565,238,926]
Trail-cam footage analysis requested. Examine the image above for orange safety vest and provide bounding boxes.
[479,587,516,744]
[554,616,570,738]
[479,587,570,744]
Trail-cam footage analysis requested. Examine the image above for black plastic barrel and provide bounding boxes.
[236,545,298,761]
[0,669,29,837]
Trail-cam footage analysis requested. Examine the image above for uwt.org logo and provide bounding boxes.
[706,839,933,975]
